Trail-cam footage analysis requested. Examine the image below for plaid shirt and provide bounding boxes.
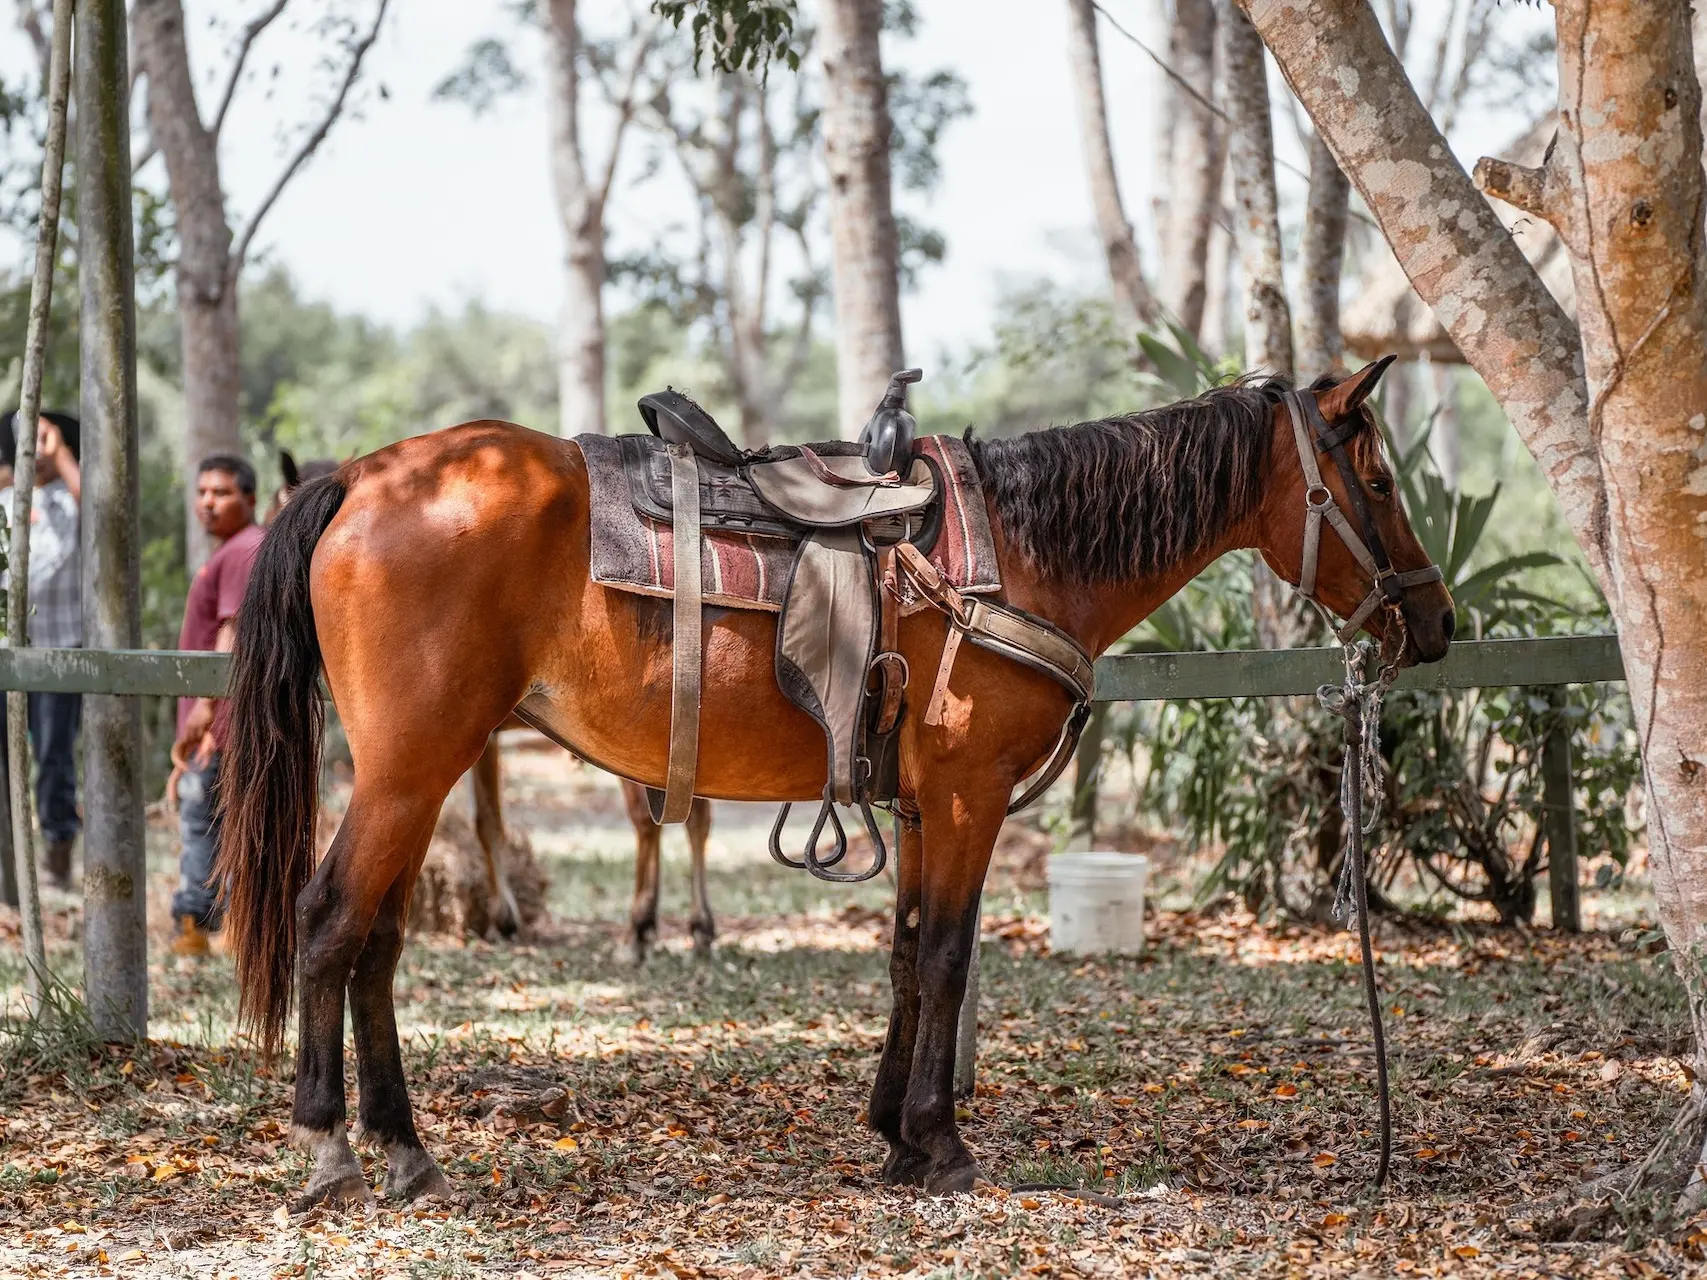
[0,479,82,647]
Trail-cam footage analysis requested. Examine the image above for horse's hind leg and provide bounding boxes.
[350,864,450,1202]
[290,785,444,1211]
[471,735,520,938]
[686,798,715,958]
[623,780,661,965]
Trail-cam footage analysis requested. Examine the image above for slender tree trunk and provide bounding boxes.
[133,0,240,569]
[1065,0,1158,332]
[1160,0,1222,338]
[544,0,607,436]
[1201,204,1234,356]
[80,0,147,1043]
[1296,129,1350,379]
[1526,0,1707,1199]
[1216,1,1291,379]
[820,0,904,439]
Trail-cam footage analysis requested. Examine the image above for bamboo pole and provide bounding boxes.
[6,0,75,1008]
[77,0,146,1041]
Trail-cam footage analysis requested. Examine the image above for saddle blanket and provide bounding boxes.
[578,432,1001,613]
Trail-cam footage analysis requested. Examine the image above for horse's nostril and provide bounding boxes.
[1441,609,1457,642]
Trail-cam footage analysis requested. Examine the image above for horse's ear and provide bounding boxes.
[280,450,300,490]
[1316,354,1397,421]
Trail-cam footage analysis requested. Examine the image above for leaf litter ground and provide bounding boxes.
[2,745,1702,1277]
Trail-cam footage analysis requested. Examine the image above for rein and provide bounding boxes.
[1282,386,1443,1193]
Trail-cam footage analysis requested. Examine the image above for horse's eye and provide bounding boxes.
[1369,476,1393,498]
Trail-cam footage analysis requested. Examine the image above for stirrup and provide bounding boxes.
[768,800,846,871]
[767,796,890,883]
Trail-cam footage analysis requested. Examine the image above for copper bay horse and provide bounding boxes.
[216,359,1452,1208]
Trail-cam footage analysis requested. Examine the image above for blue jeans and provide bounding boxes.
[170,753,224,929]
[0,691,83,843]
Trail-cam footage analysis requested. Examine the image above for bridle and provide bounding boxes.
[1283,387,1443,645]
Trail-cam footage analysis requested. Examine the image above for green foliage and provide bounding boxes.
[653,0,801,73]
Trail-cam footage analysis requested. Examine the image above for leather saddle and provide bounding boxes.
[629,371,934,882]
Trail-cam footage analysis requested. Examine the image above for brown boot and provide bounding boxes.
[170,914,211,957]
[43,838,73,893]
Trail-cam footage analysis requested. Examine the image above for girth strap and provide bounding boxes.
[895,542,1095,815]
[659,442,703,823]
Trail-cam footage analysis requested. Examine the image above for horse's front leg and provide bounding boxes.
[901,781,1007,1194]
[868,809,928,1185]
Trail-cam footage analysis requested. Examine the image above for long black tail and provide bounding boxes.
[214,474,347,1056]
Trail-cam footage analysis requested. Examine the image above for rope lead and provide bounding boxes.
[1317,637,1398,1192]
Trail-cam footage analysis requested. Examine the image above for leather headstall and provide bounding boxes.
[1282,389,1443,644]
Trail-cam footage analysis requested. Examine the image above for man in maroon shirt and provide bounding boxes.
[168,455,263,955]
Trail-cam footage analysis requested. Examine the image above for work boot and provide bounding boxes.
[170,914,211,957]
[43,838,73,893]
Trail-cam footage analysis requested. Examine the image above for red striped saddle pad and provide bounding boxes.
[578,433,1001,612]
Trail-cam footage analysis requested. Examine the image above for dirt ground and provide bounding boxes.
[2,739,1703,1278]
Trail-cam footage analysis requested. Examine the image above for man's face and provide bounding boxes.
[196,469,255,540]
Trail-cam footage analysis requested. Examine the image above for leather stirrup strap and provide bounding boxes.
[662,442,702,824]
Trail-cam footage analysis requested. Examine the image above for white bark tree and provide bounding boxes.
[1063,0,1159,333]
[131,0,388,565]
[1295,129,1349,379]
[1215,0,1290,379]
[1242,0,1707,1204]
[542,1,659,436]
[1158,0,1223,339]
[819,0,905,439]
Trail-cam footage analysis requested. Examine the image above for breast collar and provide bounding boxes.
[1282,388,1443,643]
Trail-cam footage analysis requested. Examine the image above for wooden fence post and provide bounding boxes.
[78,0,147,1040]
[1542,691,1580,933]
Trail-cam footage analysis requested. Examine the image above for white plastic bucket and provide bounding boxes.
[1047,851,1150,956]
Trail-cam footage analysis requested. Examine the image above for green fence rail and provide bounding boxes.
[0,635,1627,701]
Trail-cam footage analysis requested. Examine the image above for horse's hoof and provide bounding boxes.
[880,1148,930,1187]
[291,1171,373,1214]
[691,925,715,960]
[627,938,649,967]
[385,1144,451,1202]
[923,1160,987,1196]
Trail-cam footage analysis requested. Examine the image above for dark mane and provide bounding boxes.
[967,375,1293,585]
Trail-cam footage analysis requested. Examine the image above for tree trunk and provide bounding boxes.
[544,0,608,437]
[80,0,147,1042]
[1539,0,1707,1196]
[1238,0,1605,590]
[820,0,905,439]
[1160,0,1222,338]
[1296,129,1350,380]
[1064,0,1158,332]
[1216,1,1291,379]
[133,0,239,569]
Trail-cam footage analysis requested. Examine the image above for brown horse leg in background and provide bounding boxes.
[468,731,717,955]
[621,780,714,964]
[469,733,521,938]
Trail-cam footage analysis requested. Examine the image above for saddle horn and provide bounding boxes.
[858,368,922,477]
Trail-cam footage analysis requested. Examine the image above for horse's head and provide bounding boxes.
[1257,357,1455,666]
